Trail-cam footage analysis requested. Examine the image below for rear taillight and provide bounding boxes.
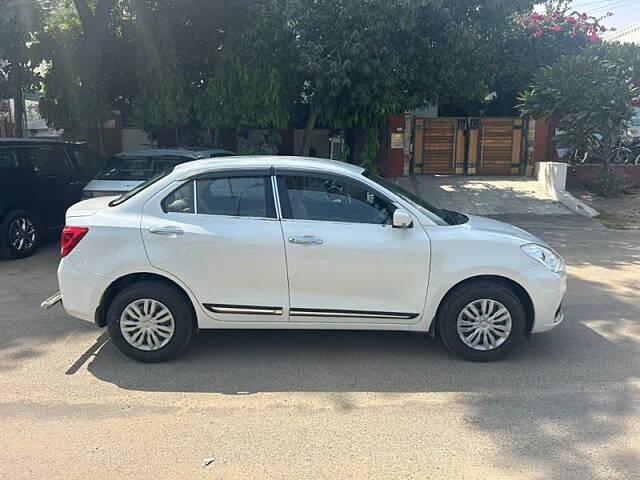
[61,226,89,258]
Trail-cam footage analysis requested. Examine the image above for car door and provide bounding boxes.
[276,170,430,324]
[141,170,289,322]
[22,145,83,228]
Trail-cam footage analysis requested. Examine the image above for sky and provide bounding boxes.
[535,1,640,29]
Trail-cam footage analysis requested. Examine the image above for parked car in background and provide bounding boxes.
[0,139,105,259]
[47,156,566,363]
[82,147,236,199]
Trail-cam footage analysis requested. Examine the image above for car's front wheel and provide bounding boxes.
[106,281,195,362]
[438,280,526,362]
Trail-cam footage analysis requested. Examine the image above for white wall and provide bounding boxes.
[121,128,154,151]
[603,21,640,44]
[412,104,438,118]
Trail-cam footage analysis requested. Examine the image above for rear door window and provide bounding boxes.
[0,148,20,168]
[23,146,72,176]
[196,176,274,218]
[162,181,195,214]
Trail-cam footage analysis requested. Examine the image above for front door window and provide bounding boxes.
[278,174,395,225]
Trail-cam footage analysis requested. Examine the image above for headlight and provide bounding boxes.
[521,243,565,273]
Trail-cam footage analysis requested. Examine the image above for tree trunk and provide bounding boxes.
[602,133,613,171]
[299,110,317,156]
[74,0,114,71]
[14,82,24,138]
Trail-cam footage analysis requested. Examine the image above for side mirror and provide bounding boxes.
[392,209,413,228]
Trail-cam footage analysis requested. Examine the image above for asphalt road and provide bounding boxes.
[1,215,639,479]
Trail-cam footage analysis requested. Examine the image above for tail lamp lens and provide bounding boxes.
[61,226,89,258]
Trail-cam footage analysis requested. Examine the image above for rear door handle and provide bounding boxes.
[149,226,184,236]
[288,235,323,245]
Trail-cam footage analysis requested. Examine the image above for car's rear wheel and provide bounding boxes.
[0,209,40,259]
[106,282,195,362]
[438,280,526,362]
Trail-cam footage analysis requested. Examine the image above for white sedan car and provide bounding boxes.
[45,156,566,362]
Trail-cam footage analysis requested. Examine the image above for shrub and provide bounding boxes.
[589,170,629,198]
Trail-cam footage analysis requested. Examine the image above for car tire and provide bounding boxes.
[106,281,195,362]
[0,209,40,259]
[438,280,526,362]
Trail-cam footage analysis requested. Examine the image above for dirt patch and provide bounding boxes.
[570,187,640,230]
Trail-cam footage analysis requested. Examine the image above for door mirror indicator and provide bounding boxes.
[392,209,413,228]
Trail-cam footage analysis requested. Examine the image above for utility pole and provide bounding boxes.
[14,81,25,137]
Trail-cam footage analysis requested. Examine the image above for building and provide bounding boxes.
[603,21,640,44]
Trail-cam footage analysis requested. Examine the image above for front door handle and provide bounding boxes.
[288,235,324,245]
[149,225,184,236]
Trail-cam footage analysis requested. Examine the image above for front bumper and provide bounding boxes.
[513,263,567,334]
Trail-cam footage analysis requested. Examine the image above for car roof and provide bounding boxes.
[0,138,84,147]
[173,155,365,177]
[194,148,237,157]
[113,147,236,159]
[114,148,202,159]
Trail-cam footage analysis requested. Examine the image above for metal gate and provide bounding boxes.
[413,117,525,175]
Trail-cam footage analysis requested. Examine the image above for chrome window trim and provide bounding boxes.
[193,179,198,215]
[271,174,283,220]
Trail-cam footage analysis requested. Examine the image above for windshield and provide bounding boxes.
[108,170,171,207]
[365,172,463,226]
[98,155,192,181]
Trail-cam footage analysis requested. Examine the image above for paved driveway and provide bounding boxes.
[1,216,639,479]
[394,175,571,215]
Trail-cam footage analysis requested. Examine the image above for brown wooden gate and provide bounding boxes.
[413,117,525,176]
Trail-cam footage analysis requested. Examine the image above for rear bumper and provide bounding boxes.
[513,264,567,334]
[57,258,110,325]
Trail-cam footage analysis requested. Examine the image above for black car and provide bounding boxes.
[0,139,105,259]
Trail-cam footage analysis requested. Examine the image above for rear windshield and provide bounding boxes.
[97,155,193,181]
[108,170,171,207]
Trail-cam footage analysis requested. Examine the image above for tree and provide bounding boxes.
[463,0,609,116]
[38,0,119,143]
[39,0,251,144]
[199,0,536,163]
[132,5,189,143]
[0,0,43,136]
[518,43,640,168]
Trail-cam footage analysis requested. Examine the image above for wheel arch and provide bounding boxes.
[431,274,534,337]
[95,272,198,331]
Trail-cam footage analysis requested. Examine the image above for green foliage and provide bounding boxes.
[203,0,536,159]
[519,43,640,167]
[360,125,381,173]
[194,23,296,131]
[26,0,544,155]
[38,0,250,140]
[589,170,629,198]
[133,9,189,133]
[0,0,43,95]
[37,0,117,138]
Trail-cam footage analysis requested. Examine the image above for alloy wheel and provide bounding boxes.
[456,299,512,351]
[9,217,36,253]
